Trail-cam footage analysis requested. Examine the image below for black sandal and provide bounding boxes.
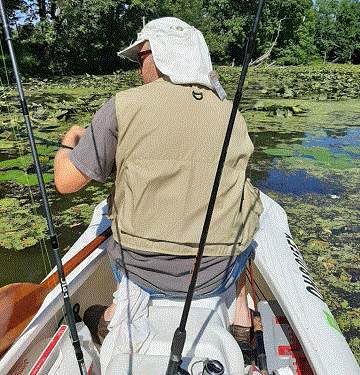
[83,305,110,345]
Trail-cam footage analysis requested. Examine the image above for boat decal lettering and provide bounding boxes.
[323,310,342,334]
[285,233,325,302]
[60,278,69,298]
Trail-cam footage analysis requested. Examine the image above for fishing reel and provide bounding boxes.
[202,360,224,375]
[168,359,224,375]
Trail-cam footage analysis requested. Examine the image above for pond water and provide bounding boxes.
[252,126,360,195]
[0,99,359,345]
[255,168,342,196]
[1,108,359,278]
[0,219,88,286]
[304,127,360,157]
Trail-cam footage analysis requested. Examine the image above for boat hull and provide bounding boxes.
[0,194,359,374]
[253,192,359,375]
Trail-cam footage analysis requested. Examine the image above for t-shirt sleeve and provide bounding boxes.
[69,96,117,183]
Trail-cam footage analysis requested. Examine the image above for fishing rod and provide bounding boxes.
[249,258,269,374]
[166,1,265,374]
[0,124,73,149]
[0,4,86,374]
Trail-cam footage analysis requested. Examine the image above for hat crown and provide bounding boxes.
[118,17,214,89]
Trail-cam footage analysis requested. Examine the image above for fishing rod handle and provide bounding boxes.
[166,327,186,375]
[253,311,264,332]
[253,311,269,375]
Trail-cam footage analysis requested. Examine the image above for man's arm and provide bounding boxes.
[54,125,92,193]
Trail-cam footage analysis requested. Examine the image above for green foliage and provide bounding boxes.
[2,0,360,73]
[265,0,317,65]
[315,0,360,63]
[350,338,360,363]
[1,0,318,75]
[276,7,319,65]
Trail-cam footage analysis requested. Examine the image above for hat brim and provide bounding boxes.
[117,38,147,63]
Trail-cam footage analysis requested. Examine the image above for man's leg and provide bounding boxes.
[104,293,117,322]
[230,267,253,365]
[233,268,252,327]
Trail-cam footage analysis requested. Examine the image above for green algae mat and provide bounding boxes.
[0,65,359,362]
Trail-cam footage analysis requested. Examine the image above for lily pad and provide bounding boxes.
[343,146,360,155]
[56,203,95,227]
[16,173,53,186]
[0,198,47,250]
[0,154,34,169]
[0,139,16,149]
[0,169,24,181]
[263,148,296,157]
[35,145,57,156]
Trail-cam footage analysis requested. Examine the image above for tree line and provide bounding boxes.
[1,0,360,77]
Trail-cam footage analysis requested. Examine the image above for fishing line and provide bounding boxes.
[0,4,87,373]
[0,124,73,149]
[0,37,53,282]
[0,36,70,325]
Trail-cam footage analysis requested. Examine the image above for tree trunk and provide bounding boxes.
[250,17,286,67]
[38,0,46,22]
[50,0,63,25]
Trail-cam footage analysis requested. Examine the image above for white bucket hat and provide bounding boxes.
[117,17,214,88]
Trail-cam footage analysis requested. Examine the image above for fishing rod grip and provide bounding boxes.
[253,311,269,375]
[166,328,186,375]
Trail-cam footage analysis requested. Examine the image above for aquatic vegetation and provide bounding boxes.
[350,338,360,363]
[265,145,358,172]
[0,154,34,169]
[0,169,24,181]
[0,151,55,185]
[0,198,47,250]
[56,203,99,227]
[0,139,17,149]
[344,147,360,155]
[16,173,53,186]
[0,65,358,361]
[218,64,360,101]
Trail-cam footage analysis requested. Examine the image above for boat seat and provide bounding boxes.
[101,304,244,374]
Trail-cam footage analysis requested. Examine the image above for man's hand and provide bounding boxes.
[61,125,86,149]
[54,126,91,193]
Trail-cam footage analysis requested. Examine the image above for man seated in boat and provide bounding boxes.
[54,17,263,364]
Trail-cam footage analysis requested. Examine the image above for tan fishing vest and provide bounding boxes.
[108,77,263,256]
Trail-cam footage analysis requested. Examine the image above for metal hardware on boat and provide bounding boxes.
[271,366,297,375]
[177,368,191,375]
[202,359,224,375]
[164,362,190,375]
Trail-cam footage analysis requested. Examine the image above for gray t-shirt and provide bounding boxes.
[69,96,236,297]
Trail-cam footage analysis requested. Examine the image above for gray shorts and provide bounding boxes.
[111,243,254,299]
